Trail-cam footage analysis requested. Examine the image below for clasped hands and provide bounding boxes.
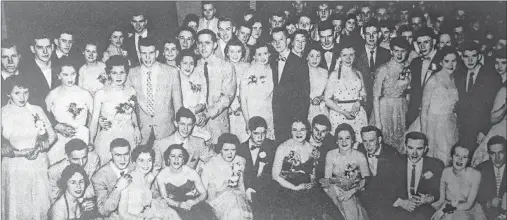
[319,178,355,202]
[55,123,76,138]
[195,112,210,127]
[400,193,434,212]
[341,101,361,120]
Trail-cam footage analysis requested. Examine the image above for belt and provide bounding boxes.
[333,99,359,104]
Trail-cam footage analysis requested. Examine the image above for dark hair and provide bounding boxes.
[330,13,345,22]
[56,57,77,76]
[405,131,428,147]
[248,116,268,131]
[55,30,74,41]
[334,123,356,143]
[218,16,235,29]
[3,74,31,96]
[345,13,358,23]
[183,14,199,27]
[271,27,289,38]
[318,20,334,33]
[433,46,460,72]
[177,26,198,40]
[82,40,99,51]
[362,20,379,33]
[131,145,155,162]
[304,42,323,61]
[292,117,311,141]
[197,29,218,43]
[32,30,52,45]
[105,55,130,75]
[138,37,157,49]
[176,49,198,67]
[253,42,272,55]
[65,139,88,156]
[57,164,90,193]
[360,125,383,138]
[397,24,413,36]
[163,144,190,166]
[109,138,131,152]
[390,36,411,50]
[449,143,472,167]
[379,20,394,32]
[271,10,286,19]
[409,10,427,24]
[487,135,507,153]
[201,1,214,9]
[215,133,240,153]
[459,41,481,53]
[237,19,254,31]
[163,38,181,52]
[311,114,331,131]
[414,27,435,40]
[175,107,196,123]
[494,48,507,60]
[291,29,309,43]
[1,38,18,50]
[224,38,246,60]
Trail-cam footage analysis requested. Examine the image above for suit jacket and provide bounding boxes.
[455,64,502,150]
[314,134,338,180]
[477,161,506,204]
[353,46,391,118]
[318,43,340,73]
[91,162,122,217]
[126,62,182,143]
[124,30,158,67]
[50,50,85,85]
[270,52,310,144]
[236,138,277,191]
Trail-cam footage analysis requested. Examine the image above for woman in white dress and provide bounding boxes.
[46,61,93,165]
[306,43,329,122]
[240,43,275,140]
[79,42,107,95]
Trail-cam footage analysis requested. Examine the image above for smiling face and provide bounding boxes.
[179,56,195,76]
[297,16,312,32]
[163,42,179,62]
[59,66,77,87]
[495,58,507,75]
[254,46,270,65]
[111,146,130,170]
[83,44,98,64]
[110,65,127,86]
[252,22,263,39]
[110,31,124,47]
[168,148,185,169]
[340,47,355,67]
[135,152,153,174]
[307,49,321,67]
[221,143,237,162]
[139,45,158,67]
[1,46,20,73]
[178,30,195,50]
[131,15,148,34]
[271,31,289,53]
[203,4,215,20]
[441,53,458,73]
[177,116,195,138]
[416,35,434,56]
[392,45,408,63]
[236,26,252,45]
[31,38,53,62]
[218,21,234,43]
[197,33,216,59]
[9,86,29,107]
[345,18,356,32]
[361,131,381,154]
[291,121,307,143]
[227,45,243,63]
[292,33,307,55]
[452,146,469,171]
[337,130,353,151]
[69,148,88,167]
[406,139,427,163]
[67,172,85,198]
[319,29,334,49]
[364,26,379,47]
[311,124,328,143]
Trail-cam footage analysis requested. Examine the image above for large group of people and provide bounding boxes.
[1,1,506,220]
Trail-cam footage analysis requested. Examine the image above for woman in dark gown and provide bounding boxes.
[156,144,216,220]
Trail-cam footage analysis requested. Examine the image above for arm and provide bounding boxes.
[191,170,208,204]
[78,67,85,88]
[89,91,103,144]
[420,79,435,134]
[271,145,299,190]
[152,144,163,173]
[118,189,144,220]
[86,91,94,127]
[205,63,237,119]
[324,151,333,179]
[373,68,385,128]
[432,168,447,210]
[156,171,179,207]
[171,71,183,117]
[50,201,67,220]
[239,76,249,124]
[45,89,54,113]
[197,139,216,165]
[40,108,56,149]
[48,167,62,203]
[490,87,506,124]
[357,152,371,190]
[93,175,123,216]
[455,170,481,211]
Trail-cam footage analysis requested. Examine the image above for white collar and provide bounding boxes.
[135,29,148,38]
[55,49,67,59]
[408,157,424,167]
[365,45,377,54]
[279,49,290,59]
[110,162,128,178]
[1,70,18,80]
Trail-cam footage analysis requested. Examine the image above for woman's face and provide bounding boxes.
[452,146,469,171]
[291,121,307,143]
[440,53,458,73]
[292,34,307,55]
[168,148,185,169]
[221,143,237,162]
[163,43,179,62]
[345,19,356,32]
[252,22,263,39]
[110,66,127,86]
[83,44,98,64]
[187,21,198,32]
[67,172,86,198]
[337,130,353,151]
[254,46,270,65]
[438,34,452,49]
[110,31,124,47]
[227,45,243,63]
[391,45,407,63]
[307,49,322,67]
[340,47,356,67]
[179,56,195,76]
[9,85,29,107]
[135,152,153,174]
[59,66,77,87]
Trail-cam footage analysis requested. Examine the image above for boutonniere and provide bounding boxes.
[97,72,108,84]
[248,75,258,85]
[258,151,267,162]
[257,151,268,177]
[189,81,202,93]
[430,63,438,72]
[128,32,134,38]
[422,170,433,180]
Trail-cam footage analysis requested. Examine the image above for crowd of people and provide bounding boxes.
[1,1,506,220]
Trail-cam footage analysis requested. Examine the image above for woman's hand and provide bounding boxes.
[294,184,307,191]
[341,188,356,201]
[98,117,112,130]
[311,96,322,106]
[194,103,206,114]
[134,128,142,145]
[341,111,356,120]
[319,178,333,188]
[55,123,76,138]
[350,101,361,115]
[25,148,40,160]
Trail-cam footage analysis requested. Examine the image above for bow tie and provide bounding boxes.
[250,145,260,150]
[277,56,287,62]
[422,56,432,61]
[367,153,379,158]
[322,48,333,53]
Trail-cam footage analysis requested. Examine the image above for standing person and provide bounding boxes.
[46,59,93,166]
[126,38,182,145]
[194,29,236,144]
[306,44,329,122]
[102,27,126,63]
[124,12,157,67]
[270,27,310,144]
[247,17,265,48]
[79,41,108,95]
[183,14,199,32]
[2,75,56,220]
[1,38,21,107]
[176,26,197,51]
[235,21,253,63]
[52,30,82,79]
[198,1,219,35]
[160,39,181,68]
[215,17,236,60]
[317,20,339,73]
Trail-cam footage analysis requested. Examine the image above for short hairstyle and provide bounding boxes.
[378,20,394,32]
[449,143,472,167]
[237,19,254,31]
[197,29,218,43]
[318,20,334,33]
[345,13,358,23]
[175,107,196,123]
[57,164,90,192]
[271,10,286,19]
[175,49,198,67]
[56,29,74,40]
[494,48,507,59]
[291,29,309,42]
[218,16,235,29]
[82,40,99,51]
[131,145,155,162]
[271,27,289,38]
[177,26,198,40]
[311,114,331,131]
[487,135,507,153]
[3,74,31,97]
[105,55,130,75]
[397,24,413,36]
[1,38,17,50]
[303,42,322,61]
[138,37,157,48]
[409,10,427,23]
[164,144,190,166]
[224,38,246,60]
[65,139,88,156]
[163,38,181,52]
[32,30,52,45]
[334,123,356,143]
[215,133,240,153]
[360,125,383,138]
[253,42,272,55]
[248,116,268,131]
[405,131,428,146]
[459,41,481,53]
[434,46,460,71]
[414,27,435,40]
[183,14,199,26]
[362,20,379,33]
[109,138,131,151]
[390,36,411,50]
[55,57,77,76]
[201,1,214,9]
[330,13,345,22]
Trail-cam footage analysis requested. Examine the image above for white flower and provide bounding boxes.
[259,151,267,159]
[430,63,438,71]
[35,120,47,135]
[422,171,433,179]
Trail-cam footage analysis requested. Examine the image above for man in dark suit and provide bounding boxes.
[236,116,277,220]
[1,38,21,107]
[309,114,337,180]
[124,12,157,67]
[357,125,403,220]
[317,20,339,73]
[393,132,444,220]
[406,27,438,127]
[353,20,391,118]
[51,30,83,83]
[477,135,507,219]
[455,41,502,152]
[270,27,310,144]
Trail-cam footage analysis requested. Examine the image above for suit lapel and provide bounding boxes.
[271,58,279,87]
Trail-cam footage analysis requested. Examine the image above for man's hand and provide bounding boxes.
[25,148,40,160]
[399,199,417,212]
[81,199,95,212]
[319,178,332,188]
[196,113,210,127]
[55,123,76,137]
[350,101,361,115]
[477,132,486,144]
[342,111,356,120]
[492,197,502,208]
[115,174,132,191]
[246,188,256,202]
[342,188,356,201]
[194,103,206,114]
[412,193,433,206]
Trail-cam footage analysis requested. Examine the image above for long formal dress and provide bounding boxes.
[325,149,370,220]
[308,65,329,122]
[326,66,368,143]
[372,60,410,153]
[229,62,249,143]
[78,62,107,96]
[431,168,487,220]
[242,63,275,140]
[47,86,92,165]
[165,178,216,220]
[2,103,51,220]
[201,155,252,220]
[180,69,211,141]
[94,87,137,164]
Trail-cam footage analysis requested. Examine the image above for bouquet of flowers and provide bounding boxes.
[115,95,136,115]
[228,161,244,188]
[280,150,313,185]
[333,163,362,191]
[67,102,84,119]
[33,113,49,150]
[189,81,202,93]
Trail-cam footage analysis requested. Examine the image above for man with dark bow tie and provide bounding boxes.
[317,20,339,73]
[309,114,337,180]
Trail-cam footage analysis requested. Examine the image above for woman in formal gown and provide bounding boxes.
[240,43,275,140]
[321,123,370,220]
[306,43,329,123]
[49,164,90,220]
[79,42,108,95]
[226,39,249,142]
[102,28,125,63]
[2,75,56,220]
[201,133,252,220]
[325,42,368,144]
[46,62,94,165]
[161,39,180,68]
[89,55,140,164]
[431,144,487,220]
[372,37,411,153]
[119,145,181,220]
[156,144,217,220]
[408,46,459,165]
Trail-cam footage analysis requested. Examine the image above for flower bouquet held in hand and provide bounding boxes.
[33,113,49,151]
[280,150,315,185]
[257,150,268,177]
[228,161,244,188]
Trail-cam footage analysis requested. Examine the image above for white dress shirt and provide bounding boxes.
[35,59,52,87]
[135,29,148,61]
[466,64,482,92]
[367,145,382,176]
[219,39,227,56]
[110,162,128,179]
[249,139,260,165]
[365,45,377,68]
[421,49,437,86]
[407,158,424,198]
[494,164,505,195]
[278,49,290,83]
[1,70,18,80]
[55,49,67,59]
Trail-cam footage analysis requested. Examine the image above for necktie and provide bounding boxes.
[496,168,502,196]
[369,50,375,69]
[410,164,417,195]
[250,144,260,150]
[204,62,210,103]
[146,71,155,116]
[277,56,287,62]
[120,171,125,177]
[467,71,475,93]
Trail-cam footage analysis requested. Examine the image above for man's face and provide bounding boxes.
[111,146,130,170]
[31,38,53,62]
[270,16,284,29]
[319,29,334,48]
[292,1,306,13]
[271,31,289,53]
[139,45,158,67]
[363,26,379,47]
[131,15,148,34]
[178,30,195,50]
[361,7,372,23]
[218,21,234,42]
[438,34,452,49]
[495,58,507,75]
[489,144,506,168]
[400,10,409,22]
[335,5,344,15]
[69,148,88,167]
[416,35,434,56]
[402,31,414,44]
[55,33,73,55]
[1,46,20,73]
[197,33,216,59]
[297,16,312,32]
[83,44,98,63]
[318,4,330,21]
[252,22,263,39]
[361,131,381,154]
[332,20,343,34]
[376,8,388,21]
[203,4,215,20]
[406,138,427,163]
[411,17,423,31]
[177,117,195,138]
[380,27,391,42]
[311,124,328,143]
[455,9,466,20]
[462,50,480,70]
[453,26,465,45]
[250,127,267,146]
[236,26,252,45]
